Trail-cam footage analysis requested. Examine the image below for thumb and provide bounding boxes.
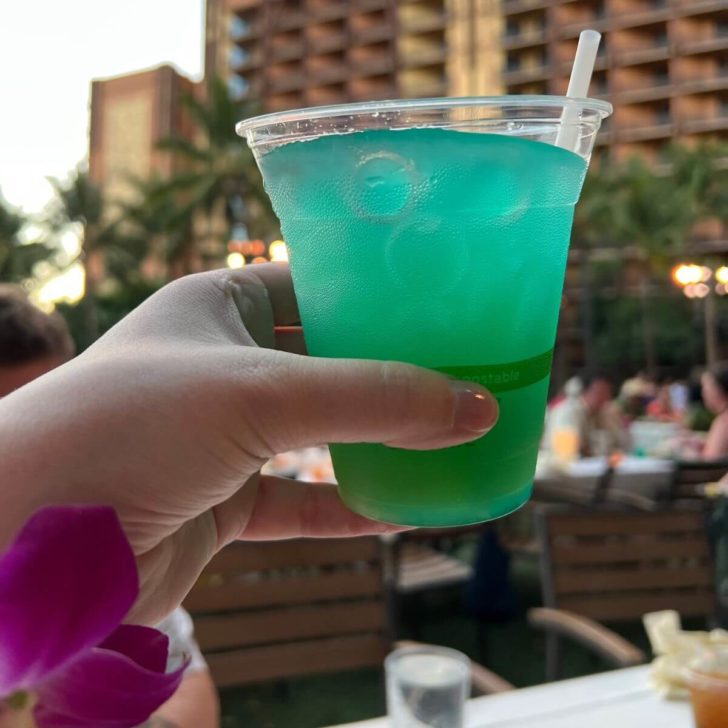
[243,351,499,454]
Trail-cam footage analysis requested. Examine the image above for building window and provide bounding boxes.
[229,16,250,40]
[229,45,250,67]
[506,54,521,72]
[655,101,670,124]
[228,76,250,99]
[506,18,520,38]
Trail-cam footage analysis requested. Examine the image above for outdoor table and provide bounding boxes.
[327,665,692,728]
[534,454,675,504]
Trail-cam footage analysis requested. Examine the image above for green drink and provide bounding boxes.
[239,97,610,526]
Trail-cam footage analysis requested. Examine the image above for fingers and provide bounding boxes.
[227,275,276,348]
[275,326,307,355]
[235,351,499,455]
[237,475,410,540]
[223,263,300,330]
[103,264,299,347]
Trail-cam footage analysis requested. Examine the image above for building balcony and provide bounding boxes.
[688,0,728,15]
[558,18,608,39]
[349,75,397,101]
[276,10,307,32]
[680,76,728,94]
[266,91,304,112]
[595,129,614,146]
[399,45,447,68]
[609,7,671,31]
[269,39,306,62]
[232,18,264,39]
[306,83,349,106]
[502,0,550,15]
[351,22,393,45]
[351,55,395,77]
[266,71,307,93]
[229,13,257,41]
[306,24,348,52]
[398,7,446,34]
[677,35,728,56]
[504,65,551,85]
[616,122,673,143]
[400,78,447,98]
[227,0,263,10]
[680,116,728,134]
[306,63,350,85]
[307,0,350,24]
[354,0,390,12]
[230,48,264,71]
[612,79,673,104]
[502,28,546,51]
[615,43,671,66]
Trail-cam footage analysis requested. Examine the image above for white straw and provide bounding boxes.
[555,30,601,152]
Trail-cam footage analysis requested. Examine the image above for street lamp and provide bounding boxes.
[269,240,289,263]
[671,262,723,366]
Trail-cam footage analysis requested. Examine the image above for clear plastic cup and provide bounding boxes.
[385,645,471,728]
[238,96,611,527]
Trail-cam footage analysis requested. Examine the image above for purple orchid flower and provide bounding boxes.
[0,505,186,727]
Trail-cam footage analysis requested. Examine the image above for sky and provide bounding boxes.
[0,0,206,215]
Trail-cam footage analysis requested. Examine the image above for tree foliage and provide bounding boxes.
[0,194,55,283]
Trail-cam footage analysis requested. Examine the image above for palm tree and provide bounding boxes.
[665,140,728,226]
[573,151,704,375]
[0,193,54,283]
[148,76,278,274]
[124,176,199,280]
[571,161,628,372]
[48,168,147,341]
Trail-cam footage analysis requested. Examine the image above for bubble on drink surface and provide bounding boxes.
[348,152,417,219]
[385,217,470,295]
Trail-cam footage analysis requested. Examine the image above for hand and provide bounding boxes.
[0,265,498,623]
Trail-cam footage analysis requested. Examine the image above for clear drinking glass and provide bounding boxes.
[238,96,611,527]
[385,645,471,728]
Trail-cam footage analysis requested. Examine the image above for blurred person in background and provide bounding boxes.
[646,382,682,422]
[545,373,629,457]
[618,370,656,421]
[0,284,75,397]
[0,284,219,728]
[701,362,728,460]
[669,378,690,417]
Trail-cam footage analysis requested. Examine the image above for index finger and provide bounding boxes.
[222,263,301,327]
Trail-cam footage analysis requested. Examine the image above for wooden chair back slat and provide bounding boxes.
[206,634,387,688]
[537,506,714,624]
[194,600,386,651]
[185,568,383,611]
[184,537,389,688]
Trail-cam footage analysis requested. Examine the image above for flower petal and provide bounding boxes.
[0,505,138,695]
[34,632,186,728]
[98,625,169,674]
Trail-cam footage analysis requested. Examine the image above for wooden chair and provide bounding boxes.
[184,536,511,695]
[528,505,715,681]
[668,459,728,502]
[387,527,478,596]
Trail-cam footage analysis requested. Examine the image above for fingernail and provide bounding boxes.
[450,382,499,434]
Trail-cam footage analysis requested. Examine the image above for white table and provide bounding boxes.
[329,666,692,727]
[534,455,675,504]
